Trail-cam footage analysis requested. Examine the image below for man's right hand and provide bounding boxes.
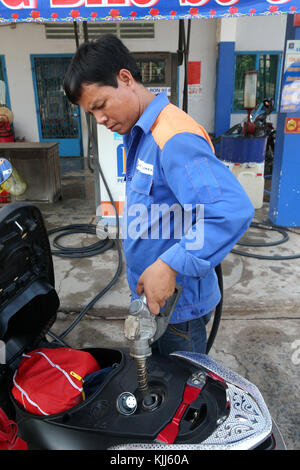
[136,258,177,315]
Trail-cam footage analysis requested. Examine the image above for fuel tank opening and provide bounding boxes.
[142,392,162,412]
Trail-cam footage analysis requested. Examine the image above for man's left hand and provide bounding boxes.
[136,259,177,315]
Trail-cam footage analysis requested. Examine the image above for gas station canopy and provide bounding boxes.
[0,0,298,23]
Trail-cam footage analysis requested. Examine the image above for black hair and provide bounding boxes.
[63,34,142,104]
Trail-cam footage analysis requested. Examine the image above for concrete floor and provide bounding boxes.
[31,158,300,450]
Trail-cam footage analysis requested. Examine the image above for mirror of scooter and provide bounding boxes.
[249,102,264,123]
[249,98,274,124]
[0,158,12,185]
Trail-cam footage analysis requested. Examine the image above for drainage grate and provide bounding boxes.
[45,22,154,40]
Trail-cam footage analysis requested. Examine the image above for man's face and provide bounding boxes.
[77,70,141,135]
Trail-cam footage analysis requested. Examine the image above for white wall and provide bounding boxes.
[120,19,217,132]
[235,14,287,51]
[0,23,78,143]
[122,19,217,132]
[0,19,217,156]
[182,18,217,133]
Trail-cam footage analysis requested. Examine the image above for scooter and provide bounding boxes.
[0,159,286,450]
[213,99,276,176]
[245,99,276,176]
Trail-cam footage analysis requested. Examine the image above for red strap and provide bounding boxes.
[156,384,202,444]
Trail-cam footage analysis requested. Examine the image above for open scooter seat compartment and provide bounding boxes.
[0,202,122,365]
[0,203,59,367]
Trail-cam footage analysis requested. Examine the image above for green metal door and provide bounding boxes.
[31,55,82,157]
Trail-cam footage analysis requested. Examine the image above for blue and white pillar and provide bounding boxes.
[215,18,237,141]
[269,14,300,227]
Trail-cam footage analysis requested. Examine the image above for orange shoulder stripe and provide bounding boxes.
[150,103,214,153]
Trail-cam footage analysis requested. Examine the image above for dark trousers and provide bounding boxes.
[152,311,213,357]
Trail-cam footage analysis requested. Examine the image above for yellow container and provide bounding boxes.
[2,164,27,196]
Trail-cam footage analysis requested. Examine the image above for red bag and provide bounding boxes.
[12,348,99,416]
[0,408,27,450]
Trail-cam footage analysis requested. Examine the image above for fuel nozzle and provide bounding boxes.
[124,285,182,411]
[124,294,156,408]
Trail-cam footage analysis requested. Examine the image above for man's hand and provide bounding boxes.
[136,258,177,315]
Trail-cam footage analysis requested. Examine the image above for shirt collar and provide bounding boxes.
[133,92,170,135]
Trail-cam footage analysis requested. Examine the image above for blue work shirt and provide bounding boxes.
[122,93,254,323]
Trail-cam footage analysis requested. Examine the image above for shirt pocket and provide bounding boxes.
[185,158,221,204]
[126,172,153,241]
[129,171,153,206]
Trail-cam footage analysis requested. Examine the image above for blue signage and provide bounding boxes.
[117,143,126,182]
[0,0,297,23]
[281,61,300,113]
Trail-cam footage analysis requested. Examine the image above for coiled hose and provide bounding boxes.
[232,221,300,260]
[206,218,300,353]
[48,224,123,343]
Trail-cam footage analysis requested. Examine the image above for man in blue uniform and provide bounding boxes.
[63,34,254,356]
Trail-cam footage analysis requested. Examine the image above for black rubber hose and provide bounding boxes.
[56,238,123,340]
[48,223,114,258]
[205,219,300,353]
[206,263,223,354]
[232,221,300,260]
[47,229,122,342]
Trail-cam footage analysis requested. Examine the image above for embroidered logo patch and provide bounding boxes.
[136,158,153,176]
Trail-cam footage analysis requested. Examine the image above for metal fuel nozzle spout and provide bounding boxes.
[124,284,182,409]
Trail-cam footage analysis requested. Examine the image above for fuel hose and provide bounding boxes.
[48,226,123,342]
[232,221,300,260]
